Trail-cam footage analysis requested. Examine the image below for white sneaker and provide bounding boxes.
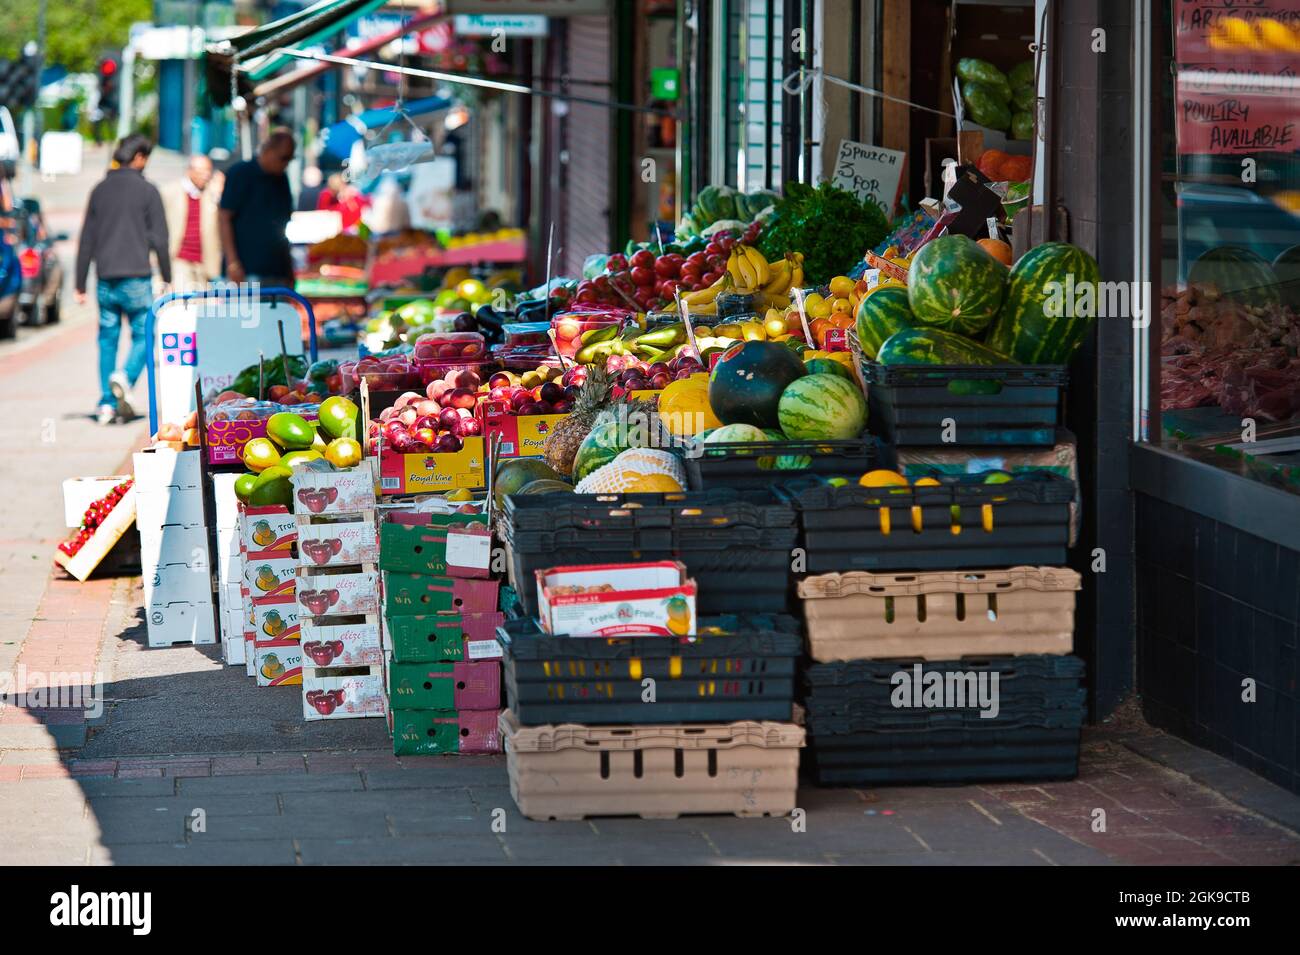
[96,404,117,426]
[109,372,135,421]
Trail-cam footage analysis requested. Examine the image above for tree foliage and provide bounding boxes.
[0,0,151,74]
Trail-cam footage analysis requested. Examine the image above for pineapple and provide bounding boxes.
[542,366,613,475]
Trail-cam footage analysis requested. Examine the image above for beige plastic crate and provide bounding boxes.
[500,711,804,821]
[798,565,1080,662]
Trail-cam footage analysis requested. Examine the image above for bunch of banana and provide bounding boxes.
[665,272,732,316]
[726,244,772,291]
[752,253,805,309]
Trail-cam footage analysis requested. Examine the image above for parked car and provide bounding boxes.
[12,198,64,325]
[0,229,20,339]
[0,106,19,179]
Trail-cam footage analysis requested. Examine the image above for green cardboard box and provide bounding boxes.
[385,612,504,663]
[390,708,501,756]
[381,572,499,617]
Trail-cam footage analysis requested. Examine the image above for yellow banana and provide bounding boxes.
[761,256,792,295]
[742,245,771,287]
[727,250,757,290]
[790,264,804,289]
[668,272,730,311]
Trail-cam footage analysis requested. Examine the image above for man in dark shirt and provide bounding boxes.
[76,134,171,424]
[219,128,296,289]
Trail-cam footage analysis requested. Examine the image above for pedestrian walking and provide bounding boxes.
[75,134,170,425]
[161,154,222,292]
[219,128,296,290]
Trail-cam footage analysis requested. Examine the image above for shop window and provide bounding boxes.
[1158,1,1300,493]
[719,0,785,191]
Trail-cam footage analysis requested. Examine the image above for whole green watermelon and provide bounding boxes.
[855,286,916,358]
[877,327,1010,366]
[907,235,1008,337]
[708,340,807,429]
[985,241,1101,364]
[1188,246,1282,311]
[777,374,867,441]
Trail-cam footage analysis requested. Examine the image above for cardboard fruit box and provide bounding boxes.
[535,561,697,637]
[390,708,502,756]
[378,519,491,578]
[207,410,318,466]
[251,592,300,642]
[300,619,383,668]
[478,401,569,459]
[297,570,379,618]
[254,638,303,687]
[292,462,378,515]
[239,505,296,553]
[303,666,386,720]
[244,551,298,600]
[382,573,498,617]
[385,612,504,663]
[377,438,486,495]
[297,519,379,568]
[387,660,501,711]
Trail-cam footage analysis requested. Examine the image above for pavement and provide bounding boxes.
[2,146,1300,865]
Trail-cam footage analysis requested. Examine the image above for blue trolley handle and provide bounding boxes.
[145,286,319,434]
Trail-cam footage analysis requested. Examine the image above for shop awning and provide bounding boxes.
[203,0,394,107]
[318,94,451,159]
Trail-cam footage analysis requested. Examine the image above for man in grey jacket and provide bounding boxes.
[76,135,171,424]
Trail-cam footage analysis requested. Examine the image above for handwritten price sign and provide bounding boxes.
[1173,1,1299,155]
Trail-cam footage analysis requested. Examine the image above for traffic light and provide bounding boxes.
[98,55,121,118]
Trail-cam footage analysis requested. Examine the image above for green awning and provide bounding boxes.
[203,0,391,106]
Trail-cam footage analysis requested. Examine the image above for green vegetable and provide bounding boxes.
[963,82,1012,130]
[1011,110,1035,140]
[230,355,309,398]
[956,59,1012,100]
[756,181,890,286]
[1008,60,1035,89]
[1012,85,1036,110]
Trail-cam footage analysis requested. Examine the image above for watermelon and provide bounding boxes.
[877,327,1011,366]
[855,286,917,358]
[516,479,574,495]
[493,458,564,509]
[705,423,769,444]
[571,419,626,483]
[777,374,867,440]
[1187,246,1282,310]
[804,357,854,380]
[708,340,807,428]
[907,235,1007,337]
[1272,245,1300,309]
[985,241,1101,364]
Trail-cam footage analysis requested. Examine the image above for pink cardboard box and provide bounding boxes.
[303,667,386,720]
[292,465,377,515]
[206,410,319,466]
[300,619,383,668]
[297,519,378,568]
[297,570,379,618]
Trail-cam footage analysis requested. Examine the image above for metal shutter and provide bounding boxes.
[561,14,612,276]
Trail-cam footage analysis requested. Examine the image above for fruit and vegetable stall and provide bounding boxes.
[55,81,1109,817]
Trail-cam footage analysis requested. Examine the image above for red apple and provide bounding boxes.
[510,391,532,412]
[539,381,563,403]
[434,433,463,453]
[399,407,419,428]
[415,399,440,417]
[414,414,438,431]
[450,370,481,390]
[391,431,414,453]
[454,416,482,437]
[438,407,462,431]
[650,372,671,389]
[552,399,574,413]
[414,426,437,446]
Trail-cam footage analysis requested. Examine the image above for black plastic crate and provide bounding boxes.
[805,654,1087,690]
[861,359,1068,447]
[502,490,798,617]
[807,721,1084,786]
[497,614,803,724]
[502,488,791,536]
[503,529,798,618]
[776,473,1074,573]
[684,434,886,491]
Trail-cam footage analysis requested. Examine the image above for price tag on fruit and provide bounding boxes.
[823,328,850,352]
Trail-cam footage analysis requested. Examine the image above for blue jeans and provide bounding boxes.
[96,277,153,409]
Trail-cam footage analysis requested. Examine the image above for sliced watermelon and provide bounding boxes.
[985,241,1100,364]
[907,235,1007,337]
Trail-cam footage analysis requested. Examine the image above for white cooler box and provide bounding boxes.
[139,523,209,571]
[145,561,214,606]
